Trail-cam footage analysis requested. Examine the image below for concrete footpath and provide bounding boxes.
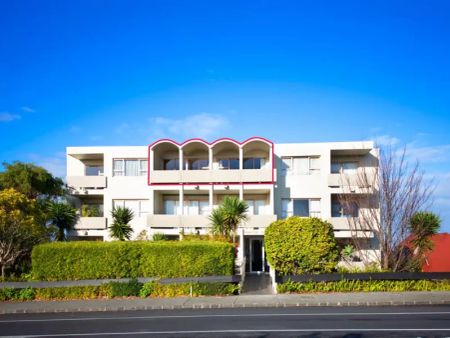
[1,291,450,314]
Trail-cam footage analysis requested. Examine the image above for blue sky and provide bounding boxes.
[1,1,450,230]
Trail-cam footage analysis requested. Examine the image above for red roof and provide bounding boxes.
[422,233,450,272]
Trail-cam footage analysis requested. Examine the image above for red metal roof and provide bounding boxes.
[422,233,450,272]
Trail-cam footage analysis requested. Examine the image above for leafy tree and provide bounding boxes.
[0,189,49,278]
[109,207,134,241]
[46,201,78,241]
[0,161,65,199]
[209,196,248,243]
[407,211,441,270]
[265,217,339,275]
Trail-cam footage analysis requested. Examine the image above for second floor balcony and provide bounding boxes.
[148,137,274,184]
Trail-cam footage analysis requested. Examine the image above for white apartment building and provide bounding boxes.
[66,137,379,274]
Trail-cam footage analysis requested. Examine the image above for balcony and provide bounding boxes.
[150,168,273,184]
[242,215,277,228]
[328,217,374,238]
[147,214,210,228]
[67,176,106,189]
[74,217,107,230]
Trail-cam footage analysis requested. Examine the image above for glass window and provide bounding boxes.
[139,160,148,176]
[113,199,150,217]
[189,159,209,170]
[85,165,104,176]
[219,158,239,170]
[281,199,291,218]
[230,159,239,169]
[164,199,179,215]
[331,162,358,174]
[164,159,179,170]
[293,199,309,217]
[244,158,262,169]
[309,199,321,217]
[219,159,229,169]
[332,200,358,217]
[309,157,320,175]
[113,160,124,176]
[283,157,320,175]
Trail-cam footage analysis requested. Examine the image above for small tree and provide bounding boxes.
[265,217,339,275]
[46,201,78,241]
[0,189,48,278]
[339,146,434,271]
[209,196,248,243]
[109,207,134,241]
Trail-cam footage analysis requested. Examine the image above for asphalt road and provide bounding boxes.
[1,305,450,337]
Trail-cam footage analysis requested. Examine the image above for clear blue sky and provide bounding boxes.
[1,1,449,230]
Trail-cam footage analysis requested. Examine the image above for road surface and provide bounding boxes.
[1,305,450,337]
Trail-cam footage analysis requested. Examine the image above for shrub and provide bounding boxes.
[151,232,167,241]
[105,279,142,297]
[139,281,239,297]
[31,241,234,280]
[264,217,339,275]
[35,286,106,300]
[278,279,450,293]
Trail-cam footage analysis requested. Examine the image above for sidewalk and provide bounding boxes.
[1,291,450,314]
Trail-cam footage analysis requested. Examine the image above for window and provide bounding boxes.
[183,200,209,215]
[331,200,358,217]
[85,165,104,176]
[218,158,239,170]
[113,159,147,176]
[281,198,321,218]
[281,157,320,175]
[246,200,266,215]
[113,199,150,217]
[187,159,209,170]
[243,157,263,169]
[163,199,180,215]
[331,162,358,174]
[164,159,179,170]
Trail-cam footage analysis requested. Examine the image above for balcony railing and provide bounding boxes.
[150,168,273,184]
[67,176,107,189]
[74,217,107,230]
[148,214,277,228]
[328,173,374,188]
[328,217,373,238]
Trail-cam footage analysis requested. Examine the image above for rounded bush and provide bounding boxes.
[264,217,339,275]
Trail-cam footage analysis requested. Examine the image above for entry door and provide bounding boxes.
[250,239,264,272]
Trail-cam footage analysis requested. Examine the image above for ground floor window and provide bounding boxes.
[281,198,321,218]
[113,199,150,217]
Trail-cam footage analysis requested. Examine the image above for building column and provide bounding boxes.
[179,186,184,215]
[238,227,245,263]
[269,185,275,214]
[239,147,243,170]
[179,148,184,170]
[209,185,214,211]
[239,184,244,201]
[208,147,213,170]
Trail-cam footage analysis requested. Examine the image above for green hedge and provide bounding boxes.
[31,241,234,281]
[265,217,339,275]
[278,279,450,293]
[0,280,238,301]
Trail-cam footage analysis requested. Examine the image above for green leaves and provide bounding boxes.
[264,217,339,275]
[410,211,441,253]
[31,241,235,280]
[209,196,248,242]
[109,207,134,241]
[46,201,78,241]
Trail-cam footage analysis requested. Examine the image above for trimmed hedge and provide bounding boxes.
[31,241,234,281]
[0,280,238,301]
[265,217,339,275]
[278,279,450,293]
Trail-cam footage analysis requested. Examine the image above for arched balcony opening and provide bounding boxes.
[152,142,180,170]
[182,141,209,170]
[212,140,240,170]
[242,140,271,170]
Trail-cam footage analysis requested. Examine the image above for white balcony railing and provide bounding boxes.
[148,214,276,229]
[150,168,273,184]
[67,176,106,189]
[74,217,107,230]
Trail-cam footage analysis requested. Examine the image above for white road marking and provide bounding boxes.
[1,311,450,323]
[3,328,450,337]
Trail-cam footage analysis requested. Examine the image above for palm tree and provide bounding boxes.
[46,201,78,241]
[209,207,229,238]
[410,211,441,254]
[210,196,248,243]
[109,207,134,241]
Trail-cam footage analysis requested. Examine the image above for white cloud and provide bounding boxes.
[403,144,450,164]
[149,113,230,140]
[0,112,21,122]
[21,106,35,113]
